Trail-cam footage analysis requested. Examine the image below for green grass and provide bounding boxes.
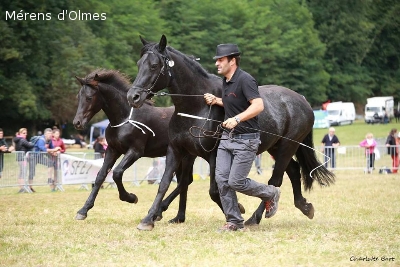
[0,169,399,267]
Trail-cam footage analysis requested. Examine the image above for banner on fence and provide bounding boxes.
[59,154,113,184]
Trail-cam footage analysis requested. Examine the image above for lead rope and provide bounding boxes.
[110,107,155,136]
[154,92,330,184]
[190,105,227,152]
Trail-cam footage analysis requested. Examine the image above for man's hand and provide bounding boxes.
[222,117,239,129]
[204,93,216,105]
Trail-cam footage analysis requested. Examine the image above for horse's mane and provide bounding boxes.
[141,43,220,80]
[84,69,155,106]
[85,69,132,92]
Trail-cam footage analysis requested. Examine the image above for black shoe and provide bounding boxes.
[18,188,25,193]
[30,187,36,193]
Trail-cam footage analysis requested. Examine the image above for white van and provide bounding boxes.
[326,102,356,126]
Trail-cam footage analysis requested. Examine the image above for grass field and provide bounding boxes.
[1,168,399,267]
[1,120,399,266]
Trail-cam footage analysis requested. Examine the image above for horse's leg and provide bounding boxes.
[154,156,195,222]
[208,151,224,212]
[75,149,120,220]
[153,162,183,221]
[137,145,183,231]
[111,150,140,204]
[167,155,196,223]
[285,159,314,219]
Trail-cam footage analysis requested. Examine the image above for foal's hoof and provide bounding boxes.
[75,213,87,220]
[295,199,315,219]
[137,222,154,231]
[120,193,138,204]
[238,203,245,214]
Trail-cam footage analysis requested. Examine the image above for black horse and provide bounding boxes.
[73,69,196,221]
[127,35,335,231]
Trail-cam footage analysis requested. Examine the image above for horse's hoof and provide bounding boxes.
[295,199,314,219]
[244,215,259,226]
[238,203,245,214]
[154,215,163,221]
[168,217,185,224]
[75,213,87,220]
[306,203,315,219]
[137,222,154,231]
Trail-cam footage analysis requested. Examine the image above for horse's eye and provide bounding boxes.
[86,97,92,102]
[150,64,157,70]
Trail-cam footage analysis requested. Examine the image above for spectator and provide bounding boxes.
[385,128,398,172]
[385,128,398,173]
[359,133,377,173]
[50,128,66,192]
[28,128,61,192]
[397,132,400,170]
[74,134,87,148]
[0,128,15,178]
[383,112,389,124]
[94,136,106,159]
[321,127,340,170]
[13,128,34,192]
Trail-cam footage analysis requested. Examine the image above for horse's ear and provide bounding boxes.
[140,35,149,46]
[158,34,167,53]
[94,74,100,81]
[75,76,85,85]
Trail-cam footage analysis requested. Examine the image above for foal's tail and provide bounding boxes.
[295,131,335,191]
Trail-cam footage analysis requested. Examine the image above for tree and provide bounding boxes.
[159,0,329,105]
[306,0,400,104]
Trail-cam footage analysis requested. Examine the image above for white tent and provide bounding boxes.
[89,119,109,145]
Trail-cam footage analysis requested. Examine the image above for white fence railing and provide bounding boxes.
[0,145,398,193]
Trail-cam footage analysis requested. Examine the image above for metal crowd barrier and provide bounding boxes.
[0,145,398,193]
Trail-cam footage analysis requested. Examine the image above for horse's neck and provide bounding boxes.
[168,53,222,109]
[99,84,132,125]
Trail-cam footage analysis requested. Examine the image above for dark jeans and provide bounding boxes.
[324,148,336,168]
[215,134,276,227]
[366,153,375,169]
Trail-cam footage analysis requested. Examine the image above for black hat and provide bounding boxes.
[213,44,241,59]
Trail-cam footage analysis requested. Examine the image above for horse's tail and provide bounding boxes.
[295,130,335,191]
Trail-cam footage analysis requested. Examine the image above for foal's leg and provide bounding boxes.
[76,148,121,220]
[137,145,183,231]
[111,150,141,204]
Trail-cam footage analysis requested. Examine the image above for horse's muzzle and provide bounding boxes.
[73,118,86,130]
[127,87,145,108]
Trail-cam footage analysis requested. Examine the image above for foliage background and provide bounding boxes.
[1,0,399,137]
